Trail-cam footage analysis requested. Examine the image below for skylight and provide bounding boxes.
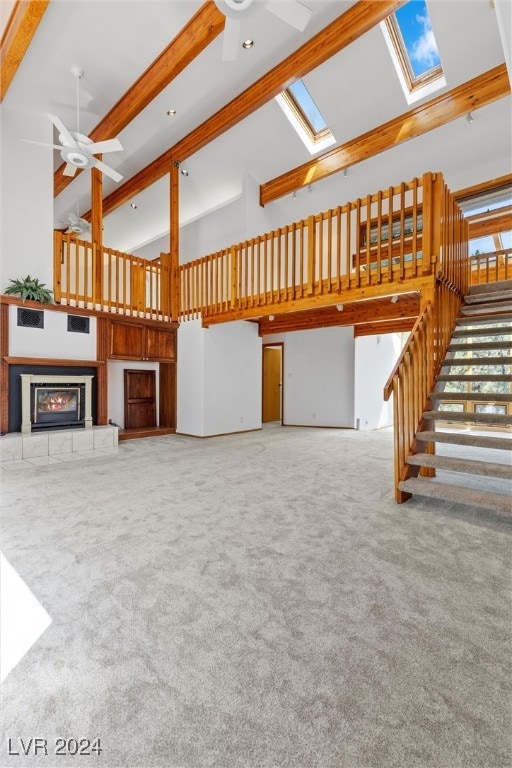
[381,1,446,105]
[276,79,335,155]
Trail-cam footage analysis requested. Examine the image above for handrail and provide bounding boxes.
[179,173,429,321]
[383,304,429,401]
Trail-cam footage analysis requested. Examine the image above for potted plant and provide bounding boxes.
[4,275,54,304]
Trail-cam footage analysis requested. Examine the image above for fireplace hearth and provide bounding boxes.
[20,374,93,434]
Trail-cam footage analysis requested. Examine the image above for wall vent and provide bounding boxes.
[67,315,90,334]
[17,307,44,329]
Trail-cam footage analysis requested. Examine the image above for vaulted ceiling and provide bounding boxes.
[2,0,510,259]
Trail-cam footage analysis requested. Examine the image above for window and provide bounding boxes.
[381,1,445,104]
[276,78,335,155]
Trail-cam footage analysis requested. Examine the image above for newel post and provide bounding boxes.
[53,230,62,303]
[91,159,103,305]
[421,171,443,276]
[170,161,180,322]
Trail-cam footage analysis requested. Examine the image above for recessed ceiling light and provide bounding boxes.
[242,39,254,49]
[130,202,137,209]
[180,168,189,177]
[166,109,177,116]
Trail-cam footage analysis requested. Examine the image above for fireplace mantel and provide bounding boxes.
[20,374,93,434]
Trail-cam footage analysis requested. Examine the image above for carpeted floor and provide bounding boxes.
[1,424,511,768]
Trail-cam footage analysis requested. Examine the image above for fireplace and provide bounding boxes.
[20,374,93,434]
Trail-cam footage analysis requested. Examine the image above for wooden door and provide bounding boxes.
[124,369,156,429]
[262,346,282,422]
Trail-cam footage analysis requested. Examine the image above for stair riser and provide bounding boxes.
[399,479,511,514]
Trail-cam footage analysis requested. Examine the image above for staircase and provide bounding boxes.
[399,280,512,513]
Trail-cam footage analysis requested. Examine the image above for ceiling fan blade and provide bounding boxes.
[222,17,241,61]
[63,164,78,177]
[21,138,64,150]
[92,157,123,183]
[265,0,311,31]
[86,138,123,155]
[48,113,78,148]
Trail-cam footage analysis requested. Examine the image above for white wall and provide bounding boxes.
[177,319,261,437]
[354,332,402,431]
[263,326,355,428]
[203,321,261,436]
[1,107,54,289]
[177,319,205,436]
[108,360,159,429]
[9,305,97,360]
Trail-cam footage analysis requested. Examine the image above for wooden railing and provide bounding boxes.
[383,179,469,502]
[470,248,512,285]
[53,232,172,319]
[179,174,437,321]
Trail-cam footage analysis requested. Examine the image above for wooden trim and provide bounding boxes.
[159,362,176,429]
[262,341,284,425]
[4,356,104,367]
[454,173,512,202]
[0,304,9,433]
[176,428,262,439]
[96,317,109,425]
[54,1,225,197]
[0,0,50,102]
[0,294,179,328]
[260,64,511,205]
[170,163,180,321]
[95,0,406,218]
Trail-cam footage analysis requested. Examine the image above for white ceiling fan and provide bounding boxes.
[214,0,312,61]
[22,68,124,183]
[60,212,91,237]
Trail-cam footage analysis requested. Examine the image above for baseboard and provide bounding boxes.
[176,427,262,439]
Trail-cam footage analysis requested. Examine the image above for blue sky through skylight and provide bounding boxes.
[394,1,441,78]
[288,80,328,134]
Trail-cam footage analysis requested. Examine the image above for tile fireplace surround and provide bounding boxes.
[0,425,118,468]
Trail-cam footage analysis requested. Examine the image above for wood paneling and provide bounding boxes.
[0,304,9,433]
[96,316,109,425]
[260,64,511,205]
[467,209,512,239]
[0,0,50,101]
[54,1,225,196]
[95,0,405,218]
[159,362,176,429]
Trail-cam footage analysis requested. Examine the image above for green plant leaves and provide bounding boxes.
[4,275,54,304]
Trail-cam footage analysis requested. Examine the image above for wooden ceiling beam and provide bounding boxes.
[0,0,50,102]
[260,64,511,206]
[354,318,415,337]
[258,294,420,335]
[54,1,225,198]
[468,209,512,239]
[96,0,406,219]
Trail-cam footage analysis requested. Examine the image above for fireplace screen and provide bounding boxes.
[32,385,83,428]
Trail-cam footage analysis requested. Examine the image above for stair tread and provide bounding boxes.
[417,431,512,450]
[461,302,512,314]
[468,280,512,295]
[431,391,511,402]
[465,290,512,304]
[452,326,512,337]
[423,410,512,425]
[440,356,512,366]
[447,341,511,351]
[457,312,512,326]
[407,453,512,478]
[399,477,511,513]
[436,374,512,382]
